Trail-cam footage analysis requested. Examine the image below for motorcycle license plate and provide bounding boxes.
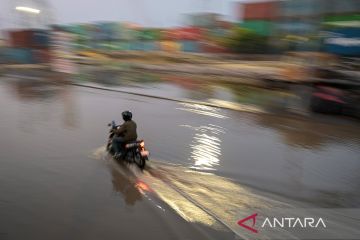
[140,150,149,157]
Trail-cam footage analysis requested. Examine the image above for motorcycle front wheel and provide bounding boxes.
[106,142,115,155]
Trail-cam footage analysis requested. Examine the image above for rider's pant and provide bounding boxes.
[112,136,124,154]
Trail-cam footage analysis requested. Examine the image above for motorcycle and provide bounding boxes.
[106,121,149,169]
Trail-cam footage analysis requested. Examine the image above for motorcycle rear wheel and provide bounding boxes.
[134,152,145,169]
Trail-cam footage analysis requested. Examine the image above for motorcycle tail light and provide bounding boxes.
[140,151,149,157]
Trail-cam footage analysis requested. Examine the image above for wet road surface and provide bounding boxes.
[1,77,360,240]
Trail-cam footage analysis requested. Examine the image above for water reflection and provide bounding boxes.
[82,67,161,86]
[148,163,292,235]
[177,103,228,119]
[6,79,79,129]
[9,79,62,101]
[60,87,78,128]
[108,164,143,206]
[254,114,360,149]
[145,166,220,228]
[181,124,225,171]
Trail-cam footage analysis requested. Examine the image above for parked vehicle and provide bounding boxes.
[310,84,360,118]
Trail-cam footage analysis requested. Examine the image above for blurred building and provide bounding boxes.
[184,12,233,53]
[237,0,360,56]
[184,13,222,28]
[237,0,278,37]
[0,0,54,64]
[1,0,357,59]
[49,13,234,54]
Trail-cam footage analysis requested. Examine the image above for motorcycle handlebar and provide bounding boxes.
[108,120,116,128]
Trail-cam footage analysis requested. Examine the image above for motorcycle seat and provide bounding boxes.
[127,140,143,144]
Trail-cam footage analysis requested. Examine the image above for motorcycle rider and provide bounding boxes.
[112,111,138,158]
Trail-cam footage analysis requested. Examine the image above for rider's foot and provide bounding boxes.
[114,152,122,159]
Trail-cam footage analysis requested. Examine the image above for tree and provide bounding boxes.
[221,27,269,54]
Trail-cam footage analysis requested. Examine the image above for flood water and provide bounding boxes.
[1,76,360,240]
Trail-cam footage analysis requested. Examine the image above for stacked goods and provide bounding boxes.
[110,23,123,40]
[322,14,360,56]
[159,29,181,52]
[96,22,119,41]
[325,0,360,14]
[65,24,90,50]
[97,42,113,50]
[240,20,273,36]
[241,1,278,20]
[275,0,359,53]
[124,24,142,42]
[82,24,98,48]
[150,29,162,41]
[67,24,87,36]
[143,41,160,51]
[120,23,141,42]
[200,42,228,53]
[32,49,51,63]
[128,41,159,51]
[160,41,181,52]
[207,21,233,40]
[239,1,278,37]
[1,47,51,64]
[187,13,221,28]
[0,48,33,64]
[216,20,234,30]
[323,14,360,28]
[8,30,33,48]
[161,27,202,41]
[131,29,161,51]
[113,42,131,51]
[153,27,201,53]
[279,0,323,18]
[275,0,320,51]
[202,21,233,53]
[276,21,317,34]
[161,29,180,41]
[6,29,52,63]
[323,27,360,57]
[138,29,162,41]
[177,27,202,40]
[86,23,162,51]
[179,40,199,52]
[31,30,51,48]
[95,23,111,41]
[129,41,143,51]
[41,20,283,54]
[176,27,202,52]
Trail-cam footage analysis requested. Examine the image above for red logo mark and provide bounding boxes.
[237,213,258,233]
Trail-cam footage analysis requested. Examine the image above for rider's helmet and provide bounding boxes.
[122,110,132,121]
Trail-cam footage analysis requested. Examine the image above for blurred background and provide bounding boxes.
[1,2,360,240]
[0,0,359,117]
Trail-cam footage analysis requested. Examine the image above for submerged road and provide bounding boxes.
[1,77,360,240]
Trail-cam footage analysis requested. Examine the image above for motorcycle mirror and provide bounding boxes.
[107,123,111,127]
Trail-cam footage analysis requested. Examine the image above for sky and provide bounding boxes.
[0,0,252,29]
[48,0,240,27]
